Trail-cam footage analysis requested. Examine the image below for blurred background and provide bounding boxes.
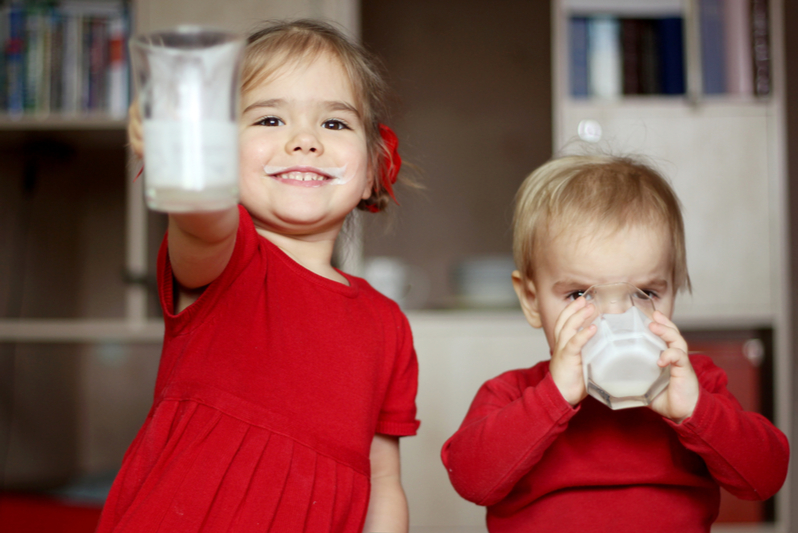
[0,0,795,532]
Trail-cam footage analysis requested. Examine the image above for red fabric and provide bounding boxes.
[97,205,420,533]
[0,494,101,533]
[441,354,788,533]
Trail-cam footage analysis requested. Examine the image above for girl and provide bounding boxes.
[97,20,419,533]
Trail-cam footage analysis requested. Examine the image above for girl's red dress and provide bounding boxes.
[96,206,420,532]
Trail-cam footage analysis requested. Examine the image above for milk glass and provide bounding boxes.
[581,283,669,410]
[130,27,244,212]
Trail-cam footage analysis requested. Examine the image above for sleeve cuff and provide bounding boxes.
[376,418,421,437]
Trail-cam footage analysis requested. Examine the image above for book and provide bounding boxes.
[587,16,622,99]
[722,0,753,95]
[48,8,64,112]
[61,6,82,114]
[699,0,726,94]
[107,12,127,117]
[657,17,685,95]
[621,18,641,95]
[7,2,25,116]
[751,0,770,96]
[0,4,8,111]
[569,17,589,98]
[639,18,660,95]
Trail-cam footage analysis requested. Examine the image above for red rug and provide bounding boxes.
[0,493,102,533]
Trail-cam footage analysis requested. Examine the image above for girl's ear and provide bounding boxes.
[512,270,542,329]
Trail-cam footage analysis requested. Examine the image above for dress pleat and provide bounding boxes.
[229,429,295,530]
[200,425,272,532]
[270,442,318,532]
[303,455,337,532]
[156,413,250,532]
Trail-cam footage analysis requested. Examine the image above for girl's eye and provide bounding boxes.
[322,119,349,131]
[256,116,283,127]
[567,290,586,301]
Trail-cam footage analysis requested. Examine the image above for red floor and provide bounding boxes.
[0,493,102,533]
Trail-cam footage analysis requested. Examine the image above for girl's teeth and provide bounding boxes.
[282,172,325,181]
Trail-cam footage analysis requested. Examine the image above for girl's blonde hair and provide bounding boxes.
[243,20,396,212]
[512,154,691,294]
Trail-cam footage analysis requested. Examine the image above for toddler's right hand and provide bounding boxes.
[549,297,596,406]
[128,101,143,158]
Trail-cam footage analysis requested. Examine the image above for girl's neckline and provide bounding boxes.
[257,232,359,298]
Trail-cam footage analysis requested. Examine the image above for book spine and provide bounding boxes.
[569,17,589,98]
[39,6,52,116]
[7,3,23,116]
[89,16,108,112]
[621,18,640,95]
[62,11,81,114]
[699,0,726,94]
[657,17,685,95]
[107,13,126,117]
[49,9,63,113]
[0,5,8,111]
[722,0,753,95]
[751,0,770,96]
[81,15,91,111]
[638,18,660,95]
[24,6,43,113]
[587,16,622,99]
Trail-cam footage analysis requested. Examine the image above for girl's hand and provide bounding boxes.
[648,311,699,423]
[128,101,144,158]
[549,297,596,406]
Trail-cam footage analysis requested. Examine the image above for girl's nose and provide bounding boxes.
[287,129,322,155]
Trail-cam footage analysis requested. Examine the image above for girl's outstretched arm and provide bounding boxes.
[128,102,240,300]
[363,434,408,533]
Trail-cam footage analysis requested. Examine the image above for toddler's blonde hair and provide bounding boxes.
[512,154,691,294]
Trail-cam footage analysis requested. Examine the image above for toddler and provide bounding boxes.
[97,20,418,533]
[441,155,789,532]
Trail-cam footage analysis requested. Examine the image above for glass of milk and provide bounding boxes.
[130,27,244,212]
[580,282,669,410]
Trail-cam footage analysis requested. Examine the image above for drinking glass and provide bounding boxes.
[580,282,669,409]
[130,26,244,212]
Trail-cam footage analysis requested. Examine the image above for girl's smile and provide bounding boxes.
[237,53,372,238]
[264,165,349,186]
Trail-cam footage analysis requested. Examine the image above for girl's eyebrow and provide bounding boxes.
[242,98,361,118]
[242,98,285,114]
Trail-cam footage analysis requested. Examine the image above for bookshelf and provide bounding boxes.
[553,0,790,529]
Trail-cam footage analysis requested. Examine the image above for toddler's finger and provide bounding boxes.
[555,302,595,353]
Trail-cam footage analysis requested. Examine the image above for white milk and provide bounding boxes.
[143,119,239,211]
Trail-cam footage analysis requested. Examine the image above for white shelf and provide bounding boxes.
[0,115,127,130]
[0,319,164,343]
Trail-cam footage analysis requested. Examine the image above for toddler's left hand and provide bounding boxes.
[648,311,698,423]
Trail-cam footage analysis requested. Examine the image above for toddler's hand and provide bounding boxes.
[647,311,699,423]
[549,297,596,406]
[128,101,143,158]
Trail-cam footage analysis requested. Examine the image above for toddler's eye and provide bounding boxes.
[256,116,283,127]
[567,290,586,301]
[322,119,349,131]
[641,289,659,299]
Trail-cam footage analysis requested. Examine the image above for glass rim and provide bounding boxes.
[131,26,244,51]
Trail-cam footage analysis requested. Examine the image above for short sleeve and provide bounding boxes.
[375,308,420,436]
[157,205,260,334]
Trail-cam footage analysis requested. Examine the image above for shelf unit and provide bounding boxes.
[552,0,791,528]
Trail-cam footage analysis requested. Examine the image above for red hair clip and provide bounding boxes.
[367,124,401,212]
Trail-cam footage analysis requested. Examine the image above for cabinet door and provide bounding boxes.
[558,104,774,322]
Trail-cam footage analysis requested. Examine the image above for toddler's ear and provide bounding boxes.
[512,271,543,329]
